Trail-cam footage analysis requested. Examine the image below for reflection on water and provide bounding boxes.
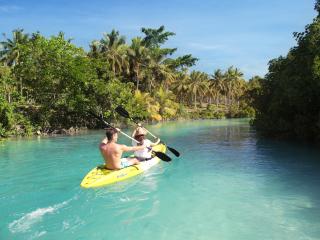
[1,119,320,239]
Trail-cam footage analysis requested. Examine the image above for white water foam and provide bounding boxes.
[30,230,47,239]
[8,199,72,233]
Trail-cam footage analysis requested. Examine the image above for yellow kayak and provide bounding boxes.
[80,144,166,188]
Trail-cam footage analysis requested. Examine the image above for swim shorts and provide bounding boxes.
[120,158,132,168]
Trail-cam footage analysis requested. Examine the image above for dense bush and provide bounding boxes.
[252,2,320,141]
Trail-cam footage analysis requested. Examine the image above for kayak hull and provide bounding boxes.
[80,144,166,188]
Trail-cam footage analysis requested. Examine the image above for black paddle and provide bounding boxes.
[115,106,180,157]
[87,110,172,162]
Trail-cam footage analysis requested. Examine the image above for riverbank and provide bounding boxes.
[0,113,253,140]
[0,102,255,140]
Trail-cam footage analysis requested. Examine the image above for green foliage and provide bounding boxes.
[0,26,259,138]
[164,54,198,70]
[141,25,175,48]
[315,0,320,13]
[0,96,33,137]
[237,105,255,118]
[15,34,97,129]
[154,87,179,120]
[0,65,17,103]
[100,79,138,120]
[200,105,223,119]
[252,4,320,141]
[176,104,189,119]
[0,97,14,134]
[0,28,29,67]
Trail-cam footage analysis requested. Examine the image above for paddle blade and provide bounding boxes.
[167,146,180,157]
[115,106,130,119]
[153,151,171,162]
[160,141,180,157]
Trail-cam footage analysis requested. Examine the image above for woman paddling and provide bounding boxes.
[132,126,160,161]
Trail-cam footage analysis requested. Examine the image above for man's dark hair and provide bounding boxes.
[105,128,118,141]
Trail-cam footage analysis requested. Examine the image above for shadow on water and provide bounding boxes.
[253,137,320,237]
[255,138,320,203]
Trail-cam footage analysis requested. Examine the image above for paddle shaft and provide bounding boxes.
[119,129,139,144]
[101,119,140,144]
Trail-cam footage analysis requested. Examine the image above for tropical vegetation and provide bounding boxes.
[251,0,320,142]
[0,26,258,138]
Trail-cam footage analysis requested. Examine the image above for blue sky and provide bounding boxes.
[0,0,317,79]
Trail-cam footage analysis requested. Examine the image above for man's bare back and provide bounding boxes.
[99,129,145,170]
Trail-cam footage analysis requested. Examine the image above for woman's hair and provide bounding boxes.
[105,128,118,141]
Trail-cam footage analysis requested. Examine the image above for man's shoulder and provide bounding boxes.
[104,142,121,150]
[117,143,128,149]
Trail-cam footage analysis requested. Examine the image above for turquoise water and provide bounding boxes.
[1,119,320,239]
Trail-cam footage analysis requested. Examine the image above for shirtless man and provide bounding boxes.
[99,127,146,170]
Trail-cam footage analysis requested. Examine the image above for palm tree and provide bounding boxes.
[127,37,149,91]
[0,29,29,67]
[150,62,175,90]
[203,80,216,105]
[224,66,244,106]
[88,40,101,59]
[141,25,175,48]
[134,90,161,121]
[89,29,129,76]
[188,71,209,109]
[155,87,178,119]
[172,71,190,104]
[210,69,225,105]
[140,46,176,92]
[0,29,29,96]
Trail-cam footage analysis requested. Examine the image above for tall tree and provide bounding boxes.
[172,71,190,104]
[189,71,209,109]
[89,29,128,76]
[164,54,198,70]
[155,87,178,119]
[127,37,149,90]
[224,66,244,106]
[210,69,225,105]
[141,25,175,48]
[253,1,320,141]
[0,29,29,96]
[0,29,29,67]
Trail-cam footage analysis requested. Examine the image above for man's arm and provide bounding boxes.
[120,144,145,152]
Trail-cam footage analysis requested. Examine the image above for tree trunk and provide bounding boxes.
[135,68,139,91]
[148,78,152,93]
